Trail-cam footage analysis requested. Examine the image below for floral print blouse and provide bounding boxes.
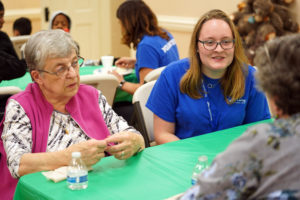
[179,113,300,200]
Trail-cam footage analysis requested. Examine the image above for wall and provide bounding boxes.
[144,0,300,58]
[144,0,241,58]
[1,0,41,36]
[1,0,299,59]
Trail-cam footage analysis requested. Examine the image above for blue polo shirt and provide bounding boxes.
[146,58,271,139]
[135,32,179,82]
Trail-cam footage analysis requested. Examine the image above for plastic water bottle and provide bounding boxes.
[191,155,208,185]
[67,152,88,190]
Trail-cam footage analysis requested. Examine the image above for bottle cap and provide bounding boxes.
[72,152,81,158]
[198,155,208,162]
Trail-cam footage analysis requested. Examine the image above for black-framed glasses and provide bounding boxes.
[38,56,84,78]
[198,39,235,51]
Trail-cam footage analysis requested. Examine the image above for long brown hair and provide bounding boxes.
[180,9,248,104]
[116,0,169,49]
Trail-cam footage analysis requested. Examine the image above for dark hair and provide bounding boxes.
[13,17,32,35]
[52,13,71,30]
[254,34,300,115]
[116,0,169,49]
[0,1,4,11]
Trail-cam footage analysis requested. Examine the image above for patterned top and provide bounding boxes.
[179,113,300,200]
[1,91,138,178]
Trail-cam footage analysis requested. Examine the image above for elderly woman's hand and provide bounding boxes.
[66,139,107,167]
[105,132,144,160]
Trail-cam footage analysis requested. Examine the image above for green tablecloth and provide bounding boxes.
[0,66,137,103]
[14,119,272,200]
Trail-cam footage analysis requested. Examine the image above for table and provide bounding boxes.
[0,66,137,103]
[14,119,272,200]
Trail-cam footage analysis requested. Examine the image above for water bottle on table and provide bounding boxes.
[191,155,208,185]
[67,152,88,190]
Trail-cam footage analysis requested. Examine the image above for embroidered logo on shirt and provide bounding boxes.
[228,97,246,104]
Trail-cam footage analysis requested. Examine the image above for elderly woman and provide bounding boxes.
[0,29,144,199]
[178,34,300,199]
[146,9,270,145]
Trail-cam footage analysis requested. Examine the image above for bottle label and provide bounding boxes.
[67,175,88,183]
[191,178,197,185]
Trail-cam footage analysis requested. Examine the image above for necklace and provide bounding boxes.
[206,83,218,88]
[52,111,71,134]
[203,75,220,89]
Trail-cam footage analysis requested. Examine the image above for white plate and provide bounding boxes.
[93,67,133,76]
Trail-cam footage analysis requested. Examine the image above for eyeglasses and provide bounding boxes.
[198,39,235,51]
[38,56,84,78]
[264,44,271,63]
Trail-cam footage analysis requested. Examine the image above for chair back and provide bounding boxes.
[132,80,156,147]
[0,86,22,95]
[144,66,165,83]
[0,86,22,121]
[80,74,119,106]
[10,35,30,59]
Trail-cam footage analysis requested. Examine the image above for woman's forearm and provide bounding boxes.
[120,81,142,95]
[153,114,178,145]
[155,132,180,145]
[18,149,70,177]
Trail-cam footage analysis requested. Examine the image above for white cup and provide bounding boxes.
[101,56,114,70]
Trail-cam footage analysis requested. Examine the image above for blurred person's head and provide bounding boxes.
[0,1,5,29]
[13,17,32,36]
[49,11,71,32]
[254,34,300,117]
[116,0,169,49]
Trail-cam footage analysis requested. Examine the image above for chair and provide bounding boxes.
[131,80,156,147]
[144,66,165,83]
[80,74,119,106]
[0,86,22,95]
[0,86,22,121]
[10,35,30,59]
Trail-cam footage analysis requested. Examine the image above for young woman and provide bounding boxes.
[146,9,270,144]
[111,0,179,95]
[178,33,300,200]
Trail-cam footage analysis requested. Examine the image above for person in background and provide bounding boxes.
[0,5,27,81]
[111,0,179,94]
[0,50,27,121]
[13,17,32,36]
[178,33,300,200]
[49,10,80,54]
[0,51,27,83]
[49,11,71,32]
[146,9,270,145]
[0,1,27,121]
[0,1,20,59]
[0,30,144,199]
[110,0,179,123]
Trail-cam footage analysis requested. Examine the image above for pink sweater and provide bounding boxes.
[0,83,110,199]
